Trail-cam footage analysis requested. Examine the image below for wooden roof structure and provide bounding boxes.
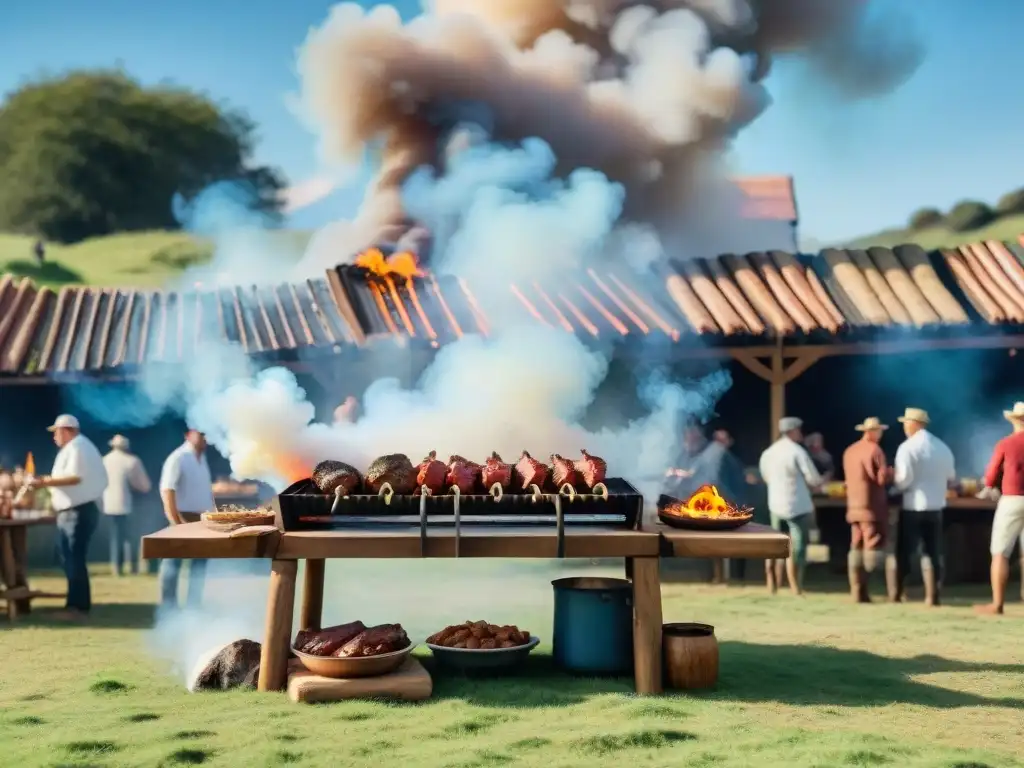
[3,236,1024,420]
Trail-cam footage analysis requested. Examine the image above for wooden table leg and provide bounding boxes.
[258,559,297,692]
[629,556,663,695]
[1,529,20,621]
[11,526,31,615]
[299,559,325,632]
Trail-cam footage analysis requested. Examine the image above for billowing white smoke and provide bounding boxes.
[198,138,729,500]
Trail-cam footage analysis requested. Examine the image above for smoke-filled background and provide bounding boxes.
[62,0,925,679]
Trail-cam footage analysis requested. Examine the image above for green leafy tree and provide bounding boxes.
[943,200,995,233]
[995,187,1024,216]
[0,70,285,242]
[907,207,943,230]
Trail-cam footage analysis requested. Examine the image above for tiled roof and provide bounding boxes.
[732,176,797,222]
[0,276,355,378]
[3,234,1024,379]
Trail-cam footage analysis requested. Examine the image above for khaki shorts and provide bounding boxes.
[990,495,1024,558]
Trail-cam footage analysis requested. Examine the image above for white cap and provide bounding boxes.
[778,416,803,434]
[47,414,80,432]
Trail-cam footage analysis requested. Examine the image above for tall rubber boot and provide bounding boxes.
[922,562,940,607]
[848,551,870,603]
[885,554,903,603]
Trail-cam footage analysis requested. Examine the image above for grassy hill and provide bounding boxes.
[843,213,1024,250]
[2,214,1024,290]
[0,229,312,289]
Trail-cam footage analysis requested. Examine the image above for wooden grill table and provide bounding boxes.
[1,516,65,620]
[142,520,789,696]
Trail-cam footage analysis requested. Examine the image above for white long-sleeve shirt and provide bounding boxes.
[50,434,108,512]
[893,429,955,511]
[102,450,152,515]
[759,437,822,520]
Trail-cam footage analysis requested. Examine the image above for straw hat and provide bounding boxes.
[855,417,888,432]
[897,407,930,425]
[109,434,130,450]
[1004,402,1024,421]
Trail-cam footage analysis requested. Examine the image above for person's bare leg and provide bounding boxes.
[765,560,777,594]
[786,557,802,596]
[774,558,786,589]
[974,555,1009,615]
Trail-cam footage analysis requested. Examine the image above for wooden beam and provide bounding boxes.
[781,350,823,384]
[769,348,785,441]
[727,350,775,381]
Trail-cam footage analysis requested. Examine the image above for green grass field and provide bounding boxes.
[1,568,1021,768]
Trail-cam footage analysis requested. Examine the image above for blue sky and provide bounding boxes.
[2,0,1021,244]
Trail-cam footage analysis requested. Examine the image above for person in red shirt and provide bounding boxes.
[975,402,1024,615]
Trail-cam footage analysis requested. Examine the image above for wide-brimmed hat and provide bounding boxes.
[897,407,930,425]
[855,417,889,432]
[109,434,130,450]
[1004,402,1024,421]
[46,414,80,432]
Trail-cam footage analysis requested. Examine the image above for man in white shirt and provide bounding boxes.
[26,414,108,620]
[159,429,216,609]
[102,435,152,576]
[892,407,955,606]
[758,416,822,596]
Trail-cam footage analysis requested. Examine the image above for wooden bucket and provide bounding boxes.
[663,622,719,690]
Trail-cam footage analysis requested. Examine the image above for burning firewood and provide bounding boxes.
[665,484,753,519]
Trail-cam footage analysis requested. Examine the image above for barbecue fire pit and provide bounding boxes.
[142,477,790,699]
[273,478,644,559]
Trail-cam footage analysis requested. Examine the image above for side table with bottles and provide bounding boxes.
[0,482,63,621]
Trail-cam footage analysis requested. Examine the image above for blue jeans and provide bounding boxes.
[107,514,137,575]
[158,513,206,608]
[56,502,100,612]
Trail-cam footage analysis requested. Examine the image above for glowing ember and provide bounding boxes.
[275,455,312,485]
[668,484,752,519]
[355,248,425,280]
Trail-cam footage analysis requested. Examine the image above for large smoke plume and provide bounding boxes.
[297,0,922,269]
[76,1,922,675]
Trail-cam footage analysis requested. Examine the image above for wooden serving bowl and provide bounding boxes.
[292,644,416,678]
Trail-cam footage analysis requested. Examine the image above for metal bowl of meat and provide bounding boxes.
[293,621,415,678]
[426,621,539,672]
[657,490,754,531]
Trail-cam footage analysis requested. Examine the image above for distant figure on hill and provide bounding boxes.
[32,239,45,266]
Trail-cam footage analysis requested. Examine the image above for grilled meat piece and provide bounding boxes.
[446,461,478,494]
[365,454,417,495]
[428,620,530,649]
[550,454,579,489]
[311,460,362,496]
[334,623,410,657]
[480,452,512,490]
[574,449,607,489]
[294,620,367,656]
[416,450,447,495]
[514,451,549,491]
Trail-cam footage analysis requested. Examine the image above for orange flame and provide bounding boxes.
[275,455,311,485]
[668,484,753,519]
[25,452,35,476]
[355,248,424,280]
